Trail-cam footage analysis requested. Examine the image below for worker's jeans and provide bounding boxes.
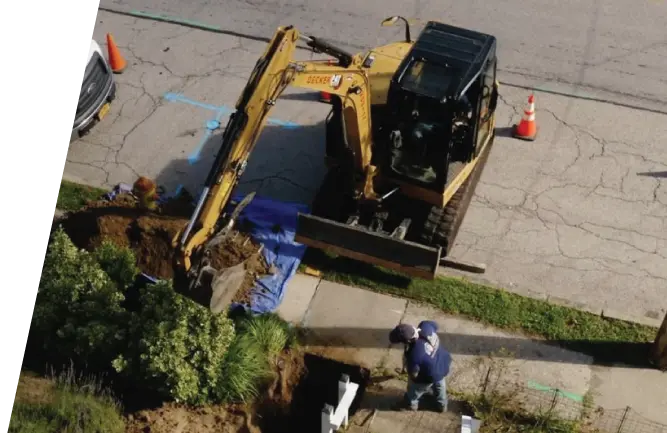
[405,377,448,411]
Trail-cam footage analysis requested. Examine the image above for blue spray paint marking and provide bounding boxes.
[266,118,301,129]
[527,381,583,403]
[206,120,221,130]
[188,107,231,164]
[162,92,303,164]
[158,184,184,204]
[171,184,183,198]
[164,92,303,128]
[163,93,221,111]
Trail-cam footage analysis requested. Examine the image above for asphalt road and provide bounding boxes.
[100,0,667,113]
[68,7,667,327]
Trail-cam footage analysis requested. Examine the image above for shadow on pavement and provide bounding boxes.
[155,119,326,204]
[637,171,667,178]
[302,251,414,289]
[494,126,515,138]
[360,379,472,416]
[302,326,655,369]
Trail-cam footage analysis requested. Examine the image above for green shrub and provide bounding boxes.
[237,313,298,360]
[215,334,272,403]
[10,371,124,433]
[113,280,236,405]
[32,229,128,369]
[92,241,139,292]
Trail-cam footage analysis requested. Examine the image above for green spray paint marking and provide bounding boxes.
[527,380,583,403]
[129,10,222,32]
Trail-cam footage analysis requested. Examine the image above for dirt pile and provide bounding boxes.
[60,193,270,301]
[210,235,271,305]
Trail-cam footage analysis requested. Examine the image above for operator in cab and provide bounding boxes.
[389,321,452,412]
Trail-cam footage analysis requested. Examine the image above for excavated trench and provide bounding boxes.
[122,352,370,433]
[257,353,370,433]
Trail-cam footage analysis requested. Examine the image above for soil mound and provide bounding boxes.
[59,193,269,302]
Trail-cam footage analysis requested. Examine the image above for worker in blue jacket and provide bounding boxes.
[389,321,452,412]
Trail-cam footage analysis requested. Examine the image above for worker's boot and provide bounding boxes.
[391,399,417,412]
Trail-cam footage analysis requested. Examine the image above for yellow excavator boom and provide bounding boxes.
[172,25,377,283]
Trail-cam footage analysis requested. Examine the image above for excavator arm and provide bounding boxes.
[172,25,376,292]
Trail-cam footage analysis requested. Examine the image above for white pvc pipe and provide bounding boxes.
[321,376,360,433]
[180,186,210,246]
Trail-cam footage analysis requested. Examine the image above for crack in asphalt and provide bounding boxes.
[98,5,667,115]
[498,65,667,111]
[474,87,667,284]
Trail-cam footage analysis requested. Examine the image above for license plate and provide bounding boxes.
[97,103,111,120]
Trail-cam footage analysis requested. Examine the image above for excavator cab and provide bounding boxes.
[379,21,498,196]
[172,20,500,308]
[297,21,499,279]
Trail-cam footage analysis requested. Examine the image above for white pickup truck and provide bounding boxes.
[71,39,116,141]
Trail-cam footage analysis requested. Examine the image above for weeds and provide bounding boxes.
[452,351,589,433]
[10,368,124,433]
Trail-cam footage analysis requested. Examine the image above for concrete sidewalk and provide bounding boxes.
[277,274,667,431]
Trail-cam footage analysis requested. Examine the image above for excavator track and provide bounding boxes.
[419,130,496,256]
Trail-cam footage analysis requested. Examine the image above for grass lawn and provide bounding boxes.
[56,179,658,362]
[10,371,125,433]
[56,180,107,212]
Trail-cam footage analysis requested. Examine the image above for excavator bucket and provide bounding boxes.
[174,193,259,309]
[295,213,442,280]
[209,262,248,313]
[175,253,256,312]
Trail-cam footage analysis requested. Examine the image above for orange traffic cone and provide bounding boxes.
[513,94,538,141]
[319,91,332,103]
[106,33,127,74]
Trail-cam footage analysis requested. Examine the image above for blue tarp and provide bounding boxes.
[104,185,308,315]
[227,193,309,315]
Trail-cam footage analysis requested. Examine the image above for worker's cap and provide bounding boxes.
[389,323,418,344]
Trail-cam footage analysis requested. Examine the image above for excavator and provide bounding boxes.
[171,17,500,299]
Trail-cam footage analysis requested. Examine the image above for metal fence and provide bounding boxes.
[476,364,667,433]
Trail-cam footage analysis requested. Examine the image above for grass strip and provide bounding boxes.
[57,180,107,212]
[301,251,657,363]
